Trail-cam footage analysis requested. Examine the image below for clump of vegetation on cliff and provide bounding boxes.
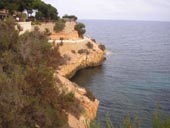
[54,19,65,32]
[75,22,86,38]
[78,49,89,54]
[0,18,68,128]
[62,14,78,21]
[86,42,94,49]
[98,44,106,51]
[90,107,170,128]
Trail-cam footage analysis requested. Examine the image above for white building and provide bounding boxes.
[23,9,38,17]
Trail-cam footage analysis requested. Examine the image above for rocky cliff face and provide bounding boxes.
[56,40,105,128]
[58,50,105,79]
[56,74,99,128]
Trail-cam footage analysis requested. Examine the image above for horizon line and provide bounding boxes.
[78,18,170,22]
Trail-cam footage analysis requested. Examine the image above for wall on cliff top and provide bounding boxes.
[18,21,78,39]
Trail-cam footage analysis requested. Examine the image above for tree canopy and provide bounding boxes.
[62,14,77,21]
[0,0,59,20]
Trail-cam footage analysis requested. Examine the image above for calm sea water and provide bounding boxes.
[71,20,170,128]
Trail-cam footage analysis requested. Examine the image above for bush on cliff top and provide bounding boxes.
[86,42,94,49]
[78,49,89,54]
[98,44,106,51]
[75,22,86,38]
[62,14,78,21]
[54,19,65,32]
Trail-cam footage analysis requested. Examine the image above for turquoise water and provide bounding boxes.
[71,20,170,127]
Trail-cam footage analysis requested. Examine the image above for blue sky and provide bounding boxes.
[43,0,170,21]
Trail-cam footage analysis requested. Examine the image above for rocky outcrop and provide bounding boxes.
[58,50,105,79]
[57,40,105,79]
[56,40,106,128]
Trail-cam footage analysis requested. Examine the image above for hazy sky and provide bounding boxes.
[43,0,170,21]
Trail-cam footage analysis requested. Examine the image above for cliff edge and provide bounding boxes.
[55,38,106,128]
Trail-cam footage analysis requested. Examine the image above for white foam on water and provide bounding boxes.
[106,50,113,55]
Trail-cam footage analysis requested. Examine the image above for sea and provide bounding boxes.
[71,20,170,128]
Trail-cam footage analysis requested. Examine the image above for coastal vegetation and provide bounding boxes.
[75,22,86,37]
[62,14,78,21]
[90,108,170,128]
[98,44,106,51]
[0,18,77,128]
[0,0,58,21]
[54,19,65,32]
[78,49,89,55]
[86,42,94,49]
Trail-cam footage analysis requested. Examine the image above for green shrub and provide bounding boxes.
[57,90,85,119]
[105,113,114,128]
[44,28,51,36]
[78,49,89,54]
[71,50,76,54]
[98,44,106,51]
[54,20,65,32]
[75,22,86,37]
[35,11,44,21]
[21,13,27,21]
[64,92,75,103]
[47,45,66,68]
[90,120,101,128]
[123,116,140,128]
[58,91,75,108]
[86,42,94,49]
[91,38,96,42]
[0,17,18,54]
[153,106,170,128]
[62,14,78,21]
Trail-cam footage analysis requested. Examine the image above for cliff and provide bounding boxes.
[57,41,105,79]
[55,39,106,128]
